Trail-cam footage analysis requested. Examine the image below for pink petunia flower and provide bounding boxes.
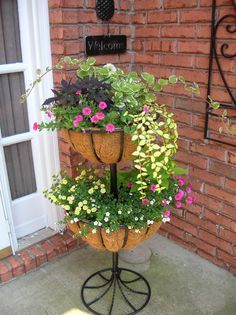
[176,201,182,208]
[161,199,167,207]
[165,210,171,217]
[143,105,150,114]
[76,90,81,95]
[174,189,185,201]
[186,187,192,194]
[142,198,149,205]
[82,107,92,116]
[90,115,99,124]
[186,196,193,204]
[99,101,107,110]
[127,182,134,188]
[33,122,38,131]
[73,119,79,128]
[178,178,185,186]
[150,184,157,192]
[75,115,83,122]
[96,112,105,120]
[106,123,115,133]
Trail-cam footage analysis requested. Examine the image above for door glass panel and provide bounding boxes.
[4,141,36,200]
[0,72,29,137]
[0,0,22,64]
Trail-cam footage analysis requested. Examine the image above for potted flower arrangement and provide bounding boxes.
[21,56,198,251]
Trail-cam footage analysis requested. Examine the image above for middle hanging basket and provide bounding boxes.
[67,220,162,252]
[62,128,136,164]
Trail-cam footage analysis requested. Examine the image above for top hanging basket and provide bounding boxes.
[63,128,136,164]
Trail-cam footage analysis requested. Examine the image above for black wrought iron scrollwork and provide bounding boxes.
[204,0,236,146]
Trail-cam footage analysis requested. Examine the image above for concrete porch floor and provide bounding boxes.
[0,235,235,315]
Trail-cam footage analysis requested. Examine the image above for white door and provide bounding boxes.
[0,0,61,249]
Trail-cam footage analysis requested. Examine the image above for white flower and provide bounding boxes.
[135,217,138,221]
[104,217,109,222]
[128,226,132,229]
[70,220,74,224]
[106,212,110,217]
[140,216,144,221]
[166,217,170,222]
[166,200,170,205]
[150,200,154,205]
[127,211,131,214]
[98,222,102,226]
[94,221,98,226]
[74,218,78,223]
[104,63,116,73]
[169,196,172,201]
[106,228,110,234]
[92,229,97,234]
[135,229,140,233]
[162,218,167,223]
[118,210,122,215]
[147,220,154,225]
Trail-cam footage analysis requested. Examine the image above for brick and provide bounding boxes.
[135,53,158,64]
[17,250,36,273]
[196,25,211,39]
[160,223,185,239]
[62,0,84,8]
[7,256,25,277]
[180,9,212,23]
[48,0,62,8]
[40,241,58,261]
[219,227,236,243]
[175,98,206,114]
[164,0,197,8]
[0,261,13,283]
[209,161,236,180]
[199,229,233,254]
[184,203,202,215]
[186,233,216,256]
[177,41,210,54]
[217,249,236,267]
[194,191,222,211]
[135,26,160,38]
[172,108,192,125]
[204,209,236,232]
[186,212,218,234]
[177,138,190,150]
[192,114,206,128]
[228,152,236,165]
[160,54,194,68]
[176,150,208,169]
[205,184,236,204]
[63,11,97,24]
[200,0,232,6]
[49,9,63,24]
[225,178,236,193]
[147,11,177,24]
[28,246,47,267]
[221,203,236,220]
[134,0,161,10]
[48,235,68,254]
[161,25,196,38]
[145,39,176,52]
[190,167,224,187]
[61,231,78,250]
[171,216,198,236]
[190,143,226,162]
[131,13,147,24]
[64,41,84,55]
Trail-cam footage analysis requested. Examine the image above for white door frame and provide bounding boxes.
[0,0,62,253]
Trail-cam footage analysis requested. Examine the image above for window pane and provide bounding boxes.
[0,0,22,64]
[0,72,29,137]
[4,141,36,200]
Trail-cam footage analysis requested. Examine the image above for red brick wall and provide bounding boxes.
[48,0,236,274]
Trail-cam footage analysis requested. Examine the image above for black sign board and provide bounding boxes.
[85,35,127,56]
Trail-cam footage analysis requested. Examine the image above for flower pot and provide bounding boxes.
[67,221,162,252]
[62,129,136,164]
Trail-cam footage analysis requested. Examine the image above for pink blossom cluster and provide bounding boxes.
[72,100,116,133]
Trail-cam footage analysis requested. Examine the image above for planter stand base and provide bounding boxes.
[81,252,151,315]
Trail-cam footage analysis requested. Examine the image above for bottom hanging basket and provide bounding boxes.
[67,221,162,252]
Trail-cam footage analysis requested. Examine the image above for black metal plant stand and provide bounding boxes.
[81,164,151,315]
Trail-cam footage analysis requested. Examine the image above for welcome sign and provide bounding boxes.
[85,35,127,56]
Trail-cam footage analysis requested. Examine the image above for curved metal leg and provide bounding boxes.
[81,253,151,315]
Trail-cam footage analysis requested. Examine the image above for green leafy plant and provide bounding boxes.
[22,56,199,198]
[44,168,195,236]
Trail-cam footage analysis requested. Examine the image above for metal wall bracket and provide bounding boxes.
[204,0,236,146]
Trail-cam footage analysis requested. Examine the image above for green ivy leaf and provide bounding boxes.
[141,72,155,85]
[168,75,177,84]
